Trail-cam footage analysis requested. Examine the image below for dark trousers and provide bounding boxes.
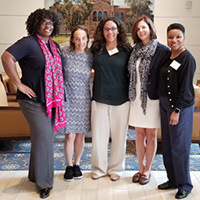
[19,100,55,190]
[159,96,194,191]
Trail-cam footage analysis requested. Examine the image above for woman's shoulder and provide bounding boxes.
[118,45,132,55]
[61,46,70,55]
[178,49,196,65]
[6,35,38,54]
[183,49,195,59]
[86,50,93,58]
[154,42,170,59]
[13,35,37,44]
[157,42,170,52]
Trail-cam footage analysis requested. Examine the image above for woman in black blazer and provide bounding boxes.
[128,15,169,185]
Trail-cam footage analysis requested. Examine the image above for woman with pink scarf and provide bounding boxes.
[1,8,65,199]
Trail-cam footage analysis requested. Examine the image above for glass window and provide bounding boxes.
[93,11,97,21]
[121,13,124,21]
[98,11,102,21]
[116,12,119,19]
[103,11,107,18]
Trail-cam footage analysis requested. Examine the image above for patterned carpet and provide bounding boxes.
[0,129,200,171]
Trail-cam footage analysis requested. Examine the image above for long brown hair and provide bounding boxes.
[131,15,157,44]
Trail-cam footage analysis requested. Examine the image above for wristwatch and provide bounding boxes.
[174,108,180,113]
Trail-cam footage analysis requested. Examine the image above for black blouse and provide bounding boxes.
[6,35,61,103]
[92,46,131,106]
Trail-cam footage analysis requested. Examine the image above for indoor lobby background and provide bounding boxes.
[0,0,199,83]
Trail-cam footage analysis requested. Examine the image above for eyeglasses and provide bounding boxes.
[41,21,54,26]
[103,27,118,32]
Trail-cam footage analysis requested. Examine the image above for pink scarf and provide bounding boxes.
[37,34,66,132]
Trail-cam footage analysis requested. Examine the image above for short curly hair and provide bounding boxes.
[26,8,60,37]
[91,17,131,54]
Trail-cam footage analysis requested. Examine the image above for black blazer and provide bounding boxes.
[147,42,170,99]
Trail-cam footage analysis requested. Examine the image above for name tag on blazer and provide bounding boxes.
[170,60,181,70]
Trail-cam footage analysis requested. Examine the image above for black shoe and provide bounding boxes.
[158,181,176,190]
[40,188,52,199]
[64,166,74,182]
[175,189,191,199]
[73,164,83,179]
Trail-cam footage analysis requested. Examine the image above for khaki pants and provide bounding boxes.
[91,101,130,176]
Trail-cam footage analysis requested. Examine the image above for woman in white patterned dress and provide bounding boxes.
[59,25,93,182]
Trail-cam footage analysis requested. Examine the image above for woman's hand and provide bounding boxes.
[169,111,180,125]
[17,83,37,98]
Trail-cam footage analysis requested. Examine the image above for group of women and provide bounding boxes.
[1,8,196,200]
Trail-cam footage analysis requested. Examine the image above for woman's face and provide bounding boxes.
[167,29,185,52]
[38,18,54,41]
[103,20,119,44]
[72,29,88,53]
[136,20,151,45]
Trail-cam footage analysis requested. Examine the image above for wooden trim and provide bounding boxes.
[0,106,20,110]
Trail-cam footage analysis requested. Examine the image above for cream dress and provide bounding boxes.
[129,58,160,128]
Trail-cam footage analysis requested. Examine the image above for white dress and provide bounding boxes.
[129,58,160,128]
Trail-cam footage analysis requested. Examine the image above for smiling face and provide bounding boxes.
[72,29,88,54]
[167,29,185,53]
[38,18,54,42]
[136,20,151,45]
[103,20,119,44]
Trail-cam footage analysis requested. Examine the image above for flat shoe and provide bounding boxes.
[40,188,52,199]
[158,181,176,190]
[139,173,151,185]
[91,173,103,180]
[132,172,142,183]
[110,173,120,181]
[175,189,191,199]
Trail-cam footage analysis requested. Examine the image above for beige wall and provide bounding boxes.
[154,0,200,84]
[0,0,200,84]
[0,0,45,73]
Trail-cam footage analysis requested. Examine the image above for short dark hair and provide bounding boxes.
[26,8,60,37]
[131,15,157,44]
[167,23,185,35]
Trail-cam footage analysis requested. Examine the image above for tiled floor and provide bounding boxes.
[1,170,200,199]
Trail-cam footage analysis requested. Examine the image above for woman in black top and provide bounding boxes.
[158,23,196,199]
[90,17,132,181]
[1,9,65,199]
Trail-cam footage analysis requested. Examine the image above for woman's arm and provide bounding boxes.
[1,51,36,98]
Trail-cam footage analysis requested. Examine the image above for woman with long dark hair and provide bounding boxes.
[90,17,132,181]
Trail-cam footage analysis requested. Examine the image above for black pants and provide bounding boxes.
[159,96,193,191]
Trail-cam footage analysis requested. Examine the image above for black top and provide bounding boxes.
[6,34,61,103]
[92,46,131,105]
[158,49,196,110]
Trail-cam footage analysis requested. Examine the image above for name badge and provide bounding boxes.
[170,60,181,70]
[108,47,119,56]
